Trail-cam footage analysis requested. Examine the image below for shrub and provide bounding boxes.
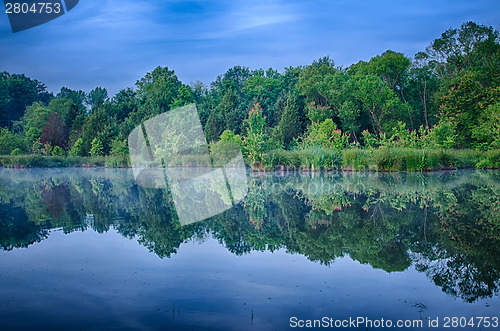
[472,102,500,150]
[10,148,22,156]
[210,141,242,166]
[104,156,129,167]
[361,130,379,148]
[241,103,267,166]
[70,138,85,156]
[220,129,242,145]
[41,143,53,156]
[422,118,457,148]
[32,139,43,155]
[51,146,65,156]
[262,149,301,170]
[0,128,25,155]
[90,138,104,156]
[110,138,128,157]
[299,119,349,151]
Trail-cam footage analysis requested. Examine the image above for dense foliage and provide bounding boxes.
[1,21,499,168]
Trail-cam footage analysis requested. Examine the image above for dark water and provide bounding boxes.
[0,168,499,330]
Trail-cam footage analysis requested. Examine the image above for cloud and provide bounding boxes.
[200,1,300,39]
[1,0,499,96]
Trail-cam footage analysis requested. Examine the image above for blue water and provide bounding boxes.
[0,168,499,330]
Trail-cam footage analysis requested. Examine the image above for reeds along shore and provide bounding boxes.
[1,148,499,171]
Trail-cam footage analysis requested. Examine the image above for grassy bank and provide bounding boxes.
[1,148,499,171]
[261,148,500,171]
[0,155,130,168]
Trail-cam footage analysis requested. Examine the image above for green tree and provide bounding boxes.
[90,137,104,156]
[242,103,268,165]
[49,98,80,129]
[368,50,411,97]
[80,105,116,155]
[338,100,360,142]
[0,127,25,155]
[22,102,52,145]
[86,87,109,111]
[439,73,499,146]
[110,138,129,158]
[70,138,84,156]
[406,52,440,127]
[351,75,403,135]
[219,129,242,145]
[299,118,349,151]
[306,101,332,123]
[422,117,457,148]
[0,72,53,128]
[204,110,225,142]
[243,68,281,124]
[56,87,86,113]
[219,88,244,134]
[424,21,499,79]
[136,66,192,118]
[297,57,338,110]
[273,94,305,148]
[472,102,500,149]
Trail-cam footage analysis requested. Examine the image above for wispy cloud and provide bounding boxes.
[1,0,499,96]
[201,1,300,39]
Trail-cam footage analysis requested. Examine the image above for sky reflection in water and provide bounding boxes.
[0,168,499,330]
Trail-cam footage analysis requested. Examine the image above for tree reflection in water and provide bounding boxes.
[0,168,499,303]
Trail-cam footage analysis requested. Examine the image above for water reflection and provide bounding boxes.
[0,168,499,303]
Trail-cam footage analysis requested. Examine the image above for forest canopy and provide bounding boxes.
[1,21,499,165]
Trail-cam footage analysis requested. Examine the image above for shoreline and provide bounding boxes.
[1,148,499,172]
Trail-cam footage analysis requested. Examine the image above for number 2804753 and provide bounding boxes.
[5,2,62,14]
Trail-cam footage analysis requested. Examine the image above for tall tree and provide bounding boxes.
[57,87,86,112]
[79,105,116,155]
[0,72,52,128]
[22,102,52,146]
[86,87,109,111]
[424,21,499,79]
[111,88,138,123]
[135,66,192,118]
[351,75,403,135]
[273,93,306,148]
[405,52,440,128]
[40,112,67,148]
[368,50,411,101]
[297,56,337,108]
[439,73,500,146]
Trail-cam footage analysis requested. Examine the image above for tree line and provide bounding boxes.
[0,21,499,161]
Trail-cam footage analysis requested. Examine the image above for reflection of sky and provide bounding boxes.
[1,0,499,95]
[1,230,498,329]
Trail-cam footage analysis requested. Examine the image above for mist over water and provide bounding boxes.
[0,168,499,329]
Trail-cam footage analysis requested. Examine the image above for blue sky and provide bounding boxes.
[1,0,499,96]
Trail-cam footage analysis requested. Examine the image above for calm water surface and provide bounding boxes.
[0,168,499,330]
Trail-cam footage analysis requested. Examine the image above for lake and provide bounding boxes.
[0,168,499,330]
